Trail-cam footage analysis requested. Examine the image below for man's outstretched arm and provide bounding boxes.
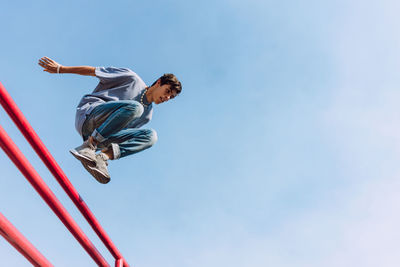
[38,57,96,76]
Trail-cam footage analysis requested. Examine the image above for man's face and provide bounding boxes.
[153,83,178,104]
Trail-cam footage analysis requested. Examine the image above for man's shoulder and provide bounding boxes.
[131,72,146,88]
[119,68,144,82]
[96,66,136,77]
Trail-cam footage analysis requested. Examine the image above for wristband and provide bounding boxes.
[57,65,61,74]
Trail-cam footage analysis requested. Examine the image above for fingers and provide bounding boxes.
[38,57,56,65]
[42,68,54,73]
[38,58,48,66]
[43,56,53,63]
[38,57,59,74]
[38,57,55,68]
[39,58,50,66]
[38,61,48,70]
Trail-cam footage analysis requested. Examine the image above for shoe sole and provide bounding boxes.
[85,164,110,184]
[69,149,96,166]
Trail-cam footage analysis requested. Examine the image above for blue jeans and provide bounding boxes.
[81,100,157,159]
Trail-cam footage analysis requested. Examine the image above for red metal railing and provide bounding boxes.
[0,125,108,266]
[0,212,53,267]
[0,82,129,266]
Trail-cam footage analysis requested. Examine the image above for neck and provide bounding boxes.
[145,85,155,103]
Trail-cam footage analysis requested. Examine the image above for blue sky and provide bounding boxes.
[1,0,400,266]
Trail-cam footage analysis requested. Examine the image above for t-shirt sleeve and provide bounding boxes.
[95,66,135,85]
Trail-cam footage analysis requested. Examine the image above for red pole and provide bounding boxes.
[0,125,109,267]
[0,82,129,266]
[0,212,53,267]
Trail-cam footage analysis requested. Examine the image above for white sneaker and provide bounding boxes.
[86,153,111,184]
[69,139,97,166]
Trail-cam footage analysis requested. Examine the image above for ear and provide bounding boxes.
[156,79,161,86]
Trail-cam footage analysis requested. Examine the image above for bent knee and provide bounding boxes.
[146,129,158,146]
[124,101,144,119]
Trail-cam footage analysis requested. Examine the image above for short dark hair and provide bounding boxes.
[152,73,182,95]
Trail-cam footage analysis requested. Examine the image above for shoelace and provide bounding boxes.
[99,153,109,166]
[87,140,96,150]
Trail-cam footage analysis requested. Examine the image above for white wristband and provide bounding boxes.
[57,65,61,74]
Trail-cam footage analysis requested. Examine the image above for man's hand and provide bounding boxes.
[38,57,62,73]
[38,57,96,76]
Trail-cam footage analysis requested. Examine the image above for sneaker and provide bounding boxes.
[70,139,97,166]
[86,152,111,184]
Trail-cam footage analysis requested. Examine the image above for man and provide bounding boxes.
[38,57,182,184]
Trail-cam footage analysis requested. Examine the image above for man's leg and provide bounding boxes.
[82,100,144,143]
[71,100,144,183]
[99,128,158,160]
[84,128,157,184]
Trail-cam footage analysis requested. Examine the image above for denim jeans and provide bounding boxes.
[81,100,157,159]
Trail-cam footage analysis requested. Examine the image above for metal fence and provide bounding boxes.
[0,82,129,267]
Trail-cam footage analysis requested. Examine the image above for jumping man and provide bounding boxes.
[38,57,182,184]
